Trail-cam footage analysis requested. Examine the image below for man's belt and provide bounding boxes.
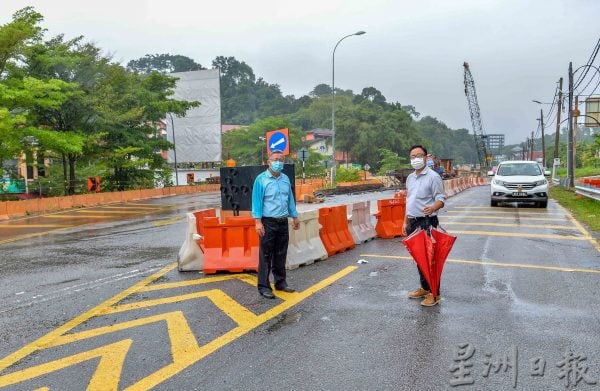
[262,216,289,222]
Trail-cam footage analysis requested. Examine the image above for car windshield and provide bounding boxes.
[497,163,541,176]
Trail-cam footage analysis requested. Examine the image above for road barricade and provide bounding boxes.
[318,205,355,256]
[347,201,376,244]
[177,208,217,271]
[202,216,259,274]
[287,210,328,269]
[193,208,217,237]
[177,212,205,271]
[374,197,406,238]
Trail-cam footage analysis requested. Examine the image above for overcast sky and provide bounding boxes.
[4,0,600,144]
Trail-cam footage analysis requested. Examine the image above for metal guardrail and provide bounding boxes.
[575,185,600,201]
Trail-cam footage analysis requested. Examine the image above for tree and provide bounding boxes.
[353,86,387,106]
[310,83,332,98]
[126,53,205,74]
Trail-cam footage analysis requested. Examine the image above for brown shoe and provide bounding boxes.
[420,293,441,307]
[408,287,430,299]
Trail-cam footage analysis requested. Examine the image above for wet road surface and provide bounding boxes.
[0,187,599,390]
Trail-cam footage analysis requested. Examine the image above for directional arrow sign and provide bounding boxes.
[266,128,290,156]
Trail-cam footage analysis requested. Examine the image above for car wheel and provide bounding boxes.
[537,201,548,208]
[491,200,498,207]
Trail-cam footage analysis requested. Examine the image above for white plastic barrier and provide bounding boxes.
[286,209,328,270]
[347,201,376,244]
[177,212,204,271]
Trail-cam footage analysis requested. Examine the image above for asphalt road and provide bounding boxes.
[0,186,599,390]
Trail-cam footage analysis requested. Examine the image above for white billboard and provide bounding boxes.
[166,69,221,163]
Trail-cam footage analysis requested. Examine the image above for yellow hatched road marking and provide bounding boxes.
[0,339,133,390]
[443,214,565,221]
[555,203,600,253]
[126,202,175,207]
[443,221,577,230]
[446,229,586,240]
[0,263,356,390]
[360,254,600,274]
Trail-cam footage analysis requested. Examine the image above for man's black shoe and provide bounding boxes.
[275,286,295,293]
[260,291,275,299]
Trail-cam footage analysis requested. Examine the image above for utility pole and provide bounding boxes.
[540,109,545,168]
[573,95,579,173]
[567,62,574,187]
[530,131,534,160]
[553,77,563,159]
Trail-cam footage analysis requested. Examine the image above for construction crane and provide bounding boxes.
[463,62,490,169]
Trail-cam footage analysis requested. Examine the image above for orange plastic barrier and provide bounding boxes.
[374,197,406,238]
[201,216,259,274]
[318,205,355,256]
[193,208,217,238]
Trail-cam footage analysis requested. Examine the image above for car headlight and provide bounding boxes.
[493,179,505,186]
[534,179,547,186]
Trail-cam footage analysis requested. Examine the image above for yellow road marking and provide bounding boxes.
[442,214,566,222]
[43,215,114,219]
[73,210,143,215]
[451,209,562,216]
[555,203,600,253]
[0,264,356,390]
[0,224,69,228]
[125,266,357,391]
[141,274,254,291]
[0,263,178,372]
[99,206,167,210]
[453,206,562,214]
[154,216,183,227]
[443,221,577,230]
[446,229,586,240]
[126,202,175,207]
[360,254,600,274]
[0,339,133,390]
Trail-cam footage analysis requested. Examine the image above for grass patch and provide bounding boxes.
[549,185,600,232]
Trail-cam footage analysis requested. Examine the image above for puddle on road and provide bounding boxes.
[267,311,302,333]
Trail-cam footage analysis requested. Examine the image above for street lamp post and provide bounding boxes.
[167,113,179,186]
[258,136,266,165]
[331,30,365,188]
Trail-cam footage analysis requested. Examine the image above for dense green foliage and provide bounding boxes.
[0,8,197,195]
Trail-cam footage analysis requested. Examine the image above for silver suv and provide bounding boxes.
[490,161,549,208]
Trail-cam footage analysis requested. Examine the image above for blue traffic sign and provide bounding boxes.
[268,131,288,154]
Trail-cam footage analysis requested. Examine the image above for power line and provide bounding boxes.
[573,37,600,90]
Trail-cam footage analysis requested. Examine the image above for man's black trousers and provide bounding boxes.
[258,217,289,293]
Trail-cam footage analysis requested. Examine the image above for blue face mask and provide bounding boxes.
[271,161,284,173]
[426,159,435,167]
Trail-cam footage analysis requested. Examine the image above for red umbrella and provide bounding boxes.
[402,226,457,297]
[428,226,457,297]
[402,228,434,290]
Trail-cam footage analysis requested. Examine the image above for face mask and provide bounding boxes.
[271,161,284,172]
[426,159,435,167]
[410,158,425,170]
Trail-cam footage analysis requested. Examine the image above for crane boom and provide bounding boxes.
[463,62,489,168]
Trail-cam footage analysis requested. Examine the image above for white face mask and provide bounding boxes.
[411,157,425,170]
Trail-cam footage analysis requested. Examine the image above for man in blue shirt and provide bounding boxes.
[404,145,446,307]
[252,150,300,299]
